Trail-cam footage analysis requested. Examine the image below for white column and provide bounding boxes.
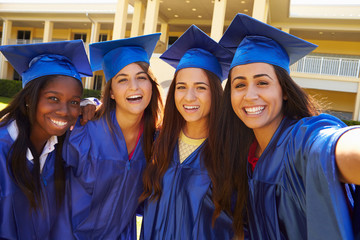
[130,0,145,37]
[43,20,54,43]
[160,23,169,46]
[1,19,12,79]
[354,83,360,121]
[143,0,160,35]
[252,0,269,23]
[210,0,227,42]
[84,22,101,89]
[90,22,101,44]
[112,0,129,40]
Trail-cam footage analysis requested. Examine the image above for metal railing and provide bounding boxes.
[290,55,360,78]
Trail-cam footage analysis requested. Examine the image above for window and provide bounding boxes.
[74,33,87,42]
[93,75,103,90]
[168,36,179,48]
[13,71,21,81]
[99,34,108,42]
[17,30,31,44]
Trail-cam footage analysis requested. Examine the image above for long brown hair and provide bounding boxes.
[211,64,320,237]
[0,75,82,210]
[95,61,163,162]
[140,68,223,202]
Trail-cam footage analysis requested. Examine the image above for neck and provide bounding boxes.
[29,132,47,157]
[182,119,208,139]
[115,110,143,134]
[253,118,283,158]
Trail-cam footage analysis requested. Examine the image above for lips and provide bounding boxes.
[50,118,68,128]
[126,94,143,103]
[244,106,265,115]
[183,105,200,111]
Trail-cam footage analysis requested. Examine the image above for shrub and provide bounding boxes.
[342,119,360,126]
[0,79,22,98]
[0,79,101,99]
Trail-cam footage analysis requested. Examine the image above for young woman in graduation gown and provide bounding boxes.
[140,25,234,240]
[0,40,92,240]
[62,33,163,239]
[212,13,360,239]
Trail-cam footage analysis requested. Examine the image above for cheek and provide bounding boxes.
[69,105,81,119]
[230,91,239,108]
[144,82,153,97]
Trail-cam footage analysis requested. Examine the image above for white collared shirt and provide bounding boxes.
[7,120,58,173]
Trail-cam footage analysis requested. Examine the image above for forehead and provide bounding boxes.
[231,62,276,77]
[176,68,209,84]
[117,62,144,74]
[41,76,82,93]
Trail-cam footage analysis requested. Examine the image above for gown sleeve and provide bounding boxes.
[289,114,358,239]
[63,119,97,194]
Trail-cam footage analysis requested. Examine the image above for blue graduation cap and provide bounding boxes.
[0,40,93,88]
[219,13,317,73]
[89,33,161,82]
[160,25,233,81]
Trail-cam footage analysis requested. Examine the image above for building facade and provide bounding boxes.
[0,0,360,120]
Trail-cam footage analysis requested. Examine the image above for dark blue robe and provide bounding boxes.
[0,123,59,240]
[142,141,234,240]
[62,110,146,239]
[246,114,357,240]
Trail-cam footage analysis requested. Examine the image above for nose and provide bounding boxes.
[55,102,69,116]
[243,84,258,101]
[184,87,196,101]
[129,78,139,90]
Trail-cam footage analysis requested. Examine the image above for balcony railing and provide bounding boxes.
[290,55,360,78]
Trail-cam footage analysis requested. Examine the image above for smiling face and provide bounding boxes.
[31,76,82,143]
[110,62,152,118]
[174,68,211,129]
[230,62,285,138]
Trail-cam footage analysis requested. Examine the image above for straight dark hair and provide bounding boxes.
[140,69,223,202]
[211,65,320,237]
[95,61,163,163]
[0,75,81,210]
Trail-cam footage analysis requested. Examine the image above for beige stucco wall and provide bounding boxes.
[305,88,356,113]
[310,39,360,56]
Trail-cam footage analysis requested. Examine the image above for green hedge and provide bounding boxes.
[0,79,22,98]
[83,88,101,99]
[342,119,360,126]
[0,79,101,99]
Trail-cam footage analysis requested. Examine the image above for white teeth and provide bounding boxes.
[184,105,199,110]
[50,119,67,126]
[245,106,264,115]
[127,95,142,99]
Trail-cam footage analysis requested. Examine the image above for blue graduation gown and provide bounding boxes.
[246,114,357,240]
[0,123,59,240]
[142,141,234,240]
[62,110,146,239]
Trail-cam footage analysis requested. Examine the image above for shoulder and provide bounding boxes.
[281,114,346,141]
[69,116,109,139]
[0,123,14,150]
[297,114,346,129]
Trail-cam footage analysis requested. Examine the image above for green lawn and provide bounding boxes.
[0,96,11,111]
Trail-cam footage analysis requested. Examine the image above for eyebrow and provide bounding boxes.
[176,81,209,86]
[232,73,274,83]
[114,71,147,78]
[44,90,81,98]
